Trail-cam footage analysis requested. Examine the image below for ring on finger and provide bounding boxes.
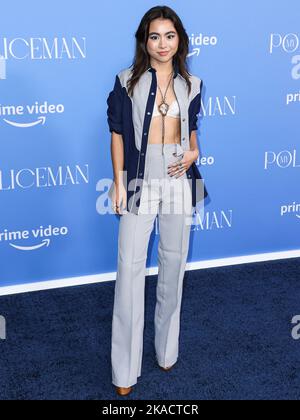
[175,169,185,178]
[176,168,184,176]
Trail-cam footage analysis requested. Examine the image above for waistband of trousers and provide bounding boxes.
[145,143,178,155]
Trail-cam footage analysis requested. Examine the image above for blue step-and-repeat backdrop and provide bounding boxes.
[0,1,299,290]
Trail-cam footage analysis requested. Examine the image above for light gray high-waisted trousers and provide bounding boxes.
[111,142,194,387]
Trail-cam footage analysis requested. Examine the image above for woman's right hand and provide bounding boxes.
[111,182,127,215]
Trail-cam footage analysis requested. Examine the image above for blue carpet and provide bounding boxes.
[0,257,300,400]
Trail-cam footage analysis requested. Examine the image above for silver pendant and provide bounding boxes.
[158,102,169,116]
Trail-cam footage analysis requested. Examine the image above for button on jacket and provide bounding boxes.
[106,63,210,215]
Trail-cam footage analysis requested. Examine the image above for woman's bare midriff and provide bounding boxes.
[148,115,181,145]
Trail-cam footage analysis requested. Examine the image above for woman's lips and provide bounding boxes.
[158,51,169,56]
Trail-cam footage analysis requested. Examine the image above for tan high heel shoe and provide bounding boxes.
[115,386,133,396]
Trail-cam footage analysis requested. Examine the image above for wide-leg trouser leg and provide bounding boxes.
[155,207,193,367]
[154,155,194,368]
[111,209,157,387]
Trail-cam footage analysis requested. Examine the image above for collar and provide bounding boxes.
[147,61,179,78]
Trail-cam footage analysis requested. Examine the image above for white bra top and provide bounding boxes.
[152,99,180,118]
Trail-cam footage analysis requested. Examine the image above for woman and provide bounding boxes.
[106,5,208,396]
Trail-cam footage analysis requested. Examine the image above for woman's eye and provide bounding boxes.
[149,35,175,41]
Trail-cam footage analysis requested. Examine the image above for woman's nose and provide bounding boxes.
[159,39,167,48]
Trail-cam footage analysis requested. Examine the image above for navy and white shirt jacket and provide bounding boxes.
[106,63,209,215]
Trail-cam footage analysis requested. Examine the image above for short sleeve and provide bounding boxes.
[106,74,123,135]
[189,78,203,132]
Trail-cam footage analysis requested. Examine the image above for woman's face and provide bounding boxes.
[146,18,179,65]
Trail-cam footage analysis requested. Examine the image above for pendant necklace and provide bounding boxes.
[157,70,174,154]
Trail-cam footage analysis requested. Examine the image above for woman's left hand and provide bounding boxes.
[167,150,199,178]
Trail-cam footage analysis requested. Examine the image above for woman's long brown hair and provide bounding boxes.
[127,5,192,97]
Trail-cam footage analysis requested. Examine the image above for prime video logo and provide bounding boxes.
[0,55,6,79]
[0,315,6,340]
